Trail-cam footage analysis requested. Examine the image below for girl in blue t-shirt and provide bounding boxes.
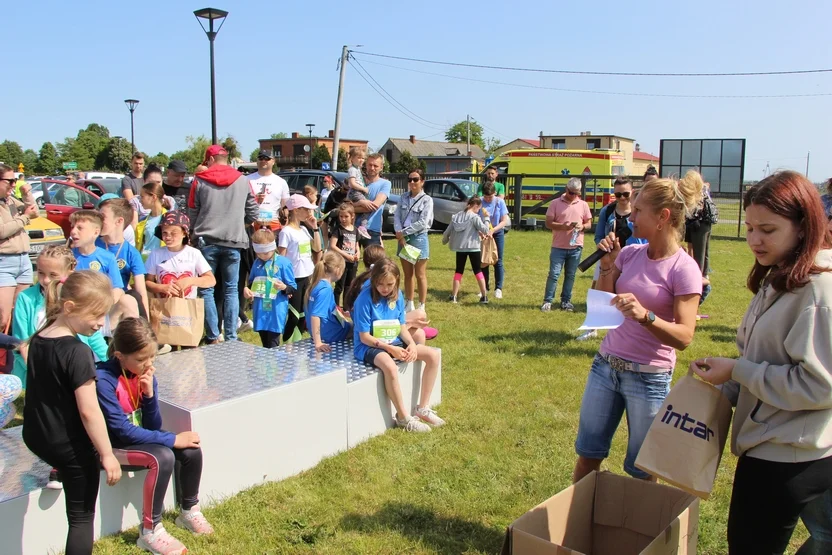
[305,252,350,352]
[243,228,297,348]
[351,259,444,433]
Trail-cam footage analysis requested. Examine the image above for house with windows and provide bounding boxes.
[493,138,540,156]
[632,147,661,176]
[258,130,368,170]
[378,135,486,173]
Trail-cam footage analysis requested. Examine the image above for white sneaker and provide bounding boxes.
[576,330,598,341]
[238,319,253,333]
[157,344,172,355]
[495,289,503,299]
[175,506,214,535]
[396,415,431,433]
[540,302,552,312]
[405,300,415,313]
[416,406,446,427]
[137,524,187,555]
[417,302,425,311]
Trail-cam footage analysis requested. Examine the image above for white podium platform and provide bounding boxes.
[154,341,349,504]
[0,426,173,555]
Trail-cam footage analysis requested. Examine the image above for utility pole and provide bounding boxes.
[331,46,350,171]
[806,151,810,179]
[466,114,471,156]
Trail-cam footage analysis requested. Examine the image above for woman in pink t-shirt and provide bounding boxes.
[572,171,704,483]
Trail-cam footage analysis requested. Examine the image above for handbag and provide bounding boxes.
[635,370,733,499]
[149,297,205,347]
[481,236,499,267]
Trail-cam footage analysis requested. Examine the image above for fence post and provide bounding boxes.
[513,174,524,227]
[736,185,743,238]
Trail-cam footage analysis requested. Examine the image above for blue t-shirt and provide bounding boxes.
[248,254,297,334]
[73,247,124,289]
[352,287,405,362]
[480,196,508,228]
[306,279,350,344]
[95,239,146,291]
[365,179,392,233]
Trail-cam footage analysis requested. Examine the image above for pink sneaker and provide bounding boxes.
[175,506,214,536]
[136,524,187,555]
[424,326,438,340]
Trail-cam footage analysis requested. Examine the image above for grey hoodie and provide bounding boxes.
[442,209,489,252]
[187,164,259,249]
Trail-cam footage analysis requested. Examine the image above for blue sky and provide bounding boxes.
[6,0,831,180]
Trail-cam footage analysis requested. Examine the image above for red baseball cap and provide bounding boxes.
[203,145,228,164]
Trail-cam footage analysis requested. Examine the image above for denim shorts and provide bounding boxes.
[0,253,33,287]
[575,353,672,479]
[363,339,404,365]
[398,233,430,261]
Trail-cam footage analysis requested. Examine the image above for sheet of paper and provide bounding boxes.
[578,289,625,330]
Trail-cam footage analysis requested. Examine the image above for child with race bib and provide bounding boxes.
[243,228,297,348]
[96,318,213,554]
[329,201,360,307]
[22,271,122,555]
[279,194,322,341]
[305,252,350,352]
[352,259,443,433]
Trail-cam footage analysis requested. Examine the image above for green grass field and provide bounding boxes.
[15,231,810,554]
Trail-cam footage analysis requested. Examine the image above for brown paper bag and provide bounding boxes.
[635,371,733,499]
[481,236,499,266]
[149,297,205,347]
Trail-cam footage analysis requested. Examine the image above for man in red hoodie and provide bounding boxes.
[188,145,259,342]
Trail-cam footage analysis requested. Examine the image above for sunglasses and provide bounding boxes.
[407,177,421,183]
[565,189,579,196]
[257,156,271,161]
[0,178,15,186]
[614,192,631,199]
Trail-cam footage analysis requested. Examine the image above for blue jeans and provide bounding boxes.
[799,490,832,553]
[575,354,672,479]
[483,229,504,291]
[199,244,241,341]
[543,246,582,304]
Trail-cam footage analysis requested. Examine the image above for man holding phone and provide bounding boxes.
[248,150,289,232]
[541,178,591,313]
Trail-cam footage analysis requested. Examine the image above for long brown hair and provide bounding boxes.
[369,259,400,304]
[343,245,388,311]
[31,271,114,341]
[744,171,832,293]
[108,317,157,358]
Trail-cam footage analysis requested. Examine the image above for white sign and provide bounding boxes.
[578,289,625,330]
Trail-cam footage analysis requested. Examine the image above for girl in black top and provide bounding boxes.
[329,202,361,307]
[22,270,122,555]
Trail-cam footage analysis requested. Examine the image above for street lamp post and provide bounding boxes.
[194,8,229,145]
[306,123,315,169]
[124,99,139,153]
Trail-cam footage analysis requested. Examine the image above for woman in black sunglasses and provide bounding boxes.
[394,169,434,312]
[590,178,646,287]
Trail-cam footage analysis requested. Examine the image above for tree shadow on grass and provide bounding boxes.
[698,323,738,345]
[340,501,505,554]
[480,330,597,359]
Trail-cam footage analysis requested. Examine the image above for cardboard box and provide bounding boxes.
[501,471,699,555]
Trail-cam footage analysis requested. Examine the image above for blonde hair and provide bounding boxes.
[639,170,703,237]
[252,228,276,244]
[305,251,345,306]
[108,317,157,359]
[33,271,114,340]
[37,245,77,274]
[348,146,366,159]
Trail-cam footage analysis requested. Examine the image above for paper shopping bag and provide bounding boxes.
[398,244,421,265]
[635,371,733,499]
[149,297,205,347]
[481,236,499,266]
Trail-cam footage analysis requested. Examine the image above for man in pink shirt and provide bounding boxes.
[541,178,592,312]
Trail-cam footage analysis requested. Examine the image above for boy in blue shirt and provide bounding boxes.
[97,199,149,319]
[70,210,139,334]
[242,228,297,348]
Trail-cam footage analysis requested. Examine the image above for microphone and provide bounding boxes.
[578,221,632,273]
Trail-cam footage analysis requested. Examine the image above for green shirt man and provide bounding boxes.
[477,167,505,198]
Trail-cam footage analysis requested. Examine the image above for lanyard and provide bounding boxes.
[264,254,279,299]
[121,368,140,412]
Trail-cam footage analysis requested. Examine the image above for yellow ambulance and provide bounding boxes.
[489,149,626,207]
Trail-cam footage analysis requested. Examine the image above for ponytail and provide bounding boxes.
[305,252,345,307]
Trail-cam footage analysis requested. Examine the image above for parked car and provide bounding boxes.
[75,178,121,197]
[422,178,479,229]
[42,180,103,236]
[84,172,124,180]
[277,170,398,232]
[26,216,66,268]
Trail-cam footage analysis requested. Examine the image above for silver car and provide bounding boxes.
[423,178,479,229]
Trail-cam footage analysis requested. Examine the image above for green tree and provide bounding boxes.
[484,136,502,156]
[270,132,288,139]
[221,135,241,161]
[171,135,212,172]
[389,150,426,173]
[57,123,112,170]
[106,138,134,172]
[249,148,261,162]
[36,142,58,174]
[147,152,170,170]
[336,148,348,171]
[310,144,333,170]
[0,140,24,167]
[445,119,485,150]
[21,149,38,174]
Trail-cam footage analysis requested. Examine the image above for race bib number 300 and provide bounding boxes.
[372,319,400,344]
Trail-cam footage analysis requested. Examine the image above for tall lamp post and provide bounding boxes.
[124,99,139,153]
[306,123,315,169]
[194,8,228,145]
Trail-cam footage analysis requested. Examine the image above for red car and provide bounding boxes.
[42,179,105,237]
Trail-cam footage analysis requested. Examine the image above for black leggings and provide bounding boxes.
[25,441,99,555]
[687,222,712,276]
[113,444,203,531]
[728,454,832,554]
[283,275,309,342]
[334,261,357,307]
[455,251,482,276]
[259,331,281,349]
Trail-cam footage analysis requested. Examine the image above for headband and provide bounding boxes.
[252,241,277,253]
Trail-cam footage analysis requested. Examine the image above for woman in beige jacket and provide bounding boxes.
[693,171,832,554]
[0,164,38,332]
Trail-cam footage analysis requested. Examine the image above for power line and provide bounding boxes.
[347,59,446,131]
[353,57,832,99]
[357,50,832,78]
